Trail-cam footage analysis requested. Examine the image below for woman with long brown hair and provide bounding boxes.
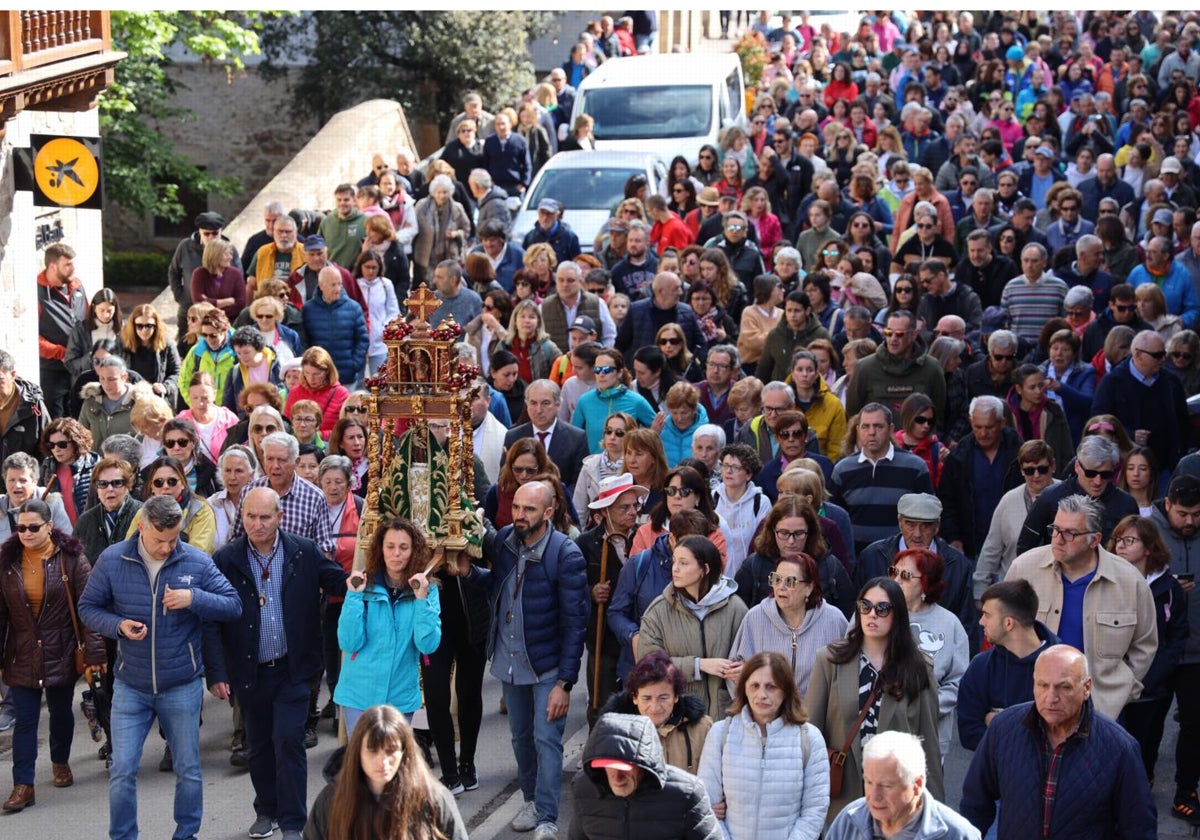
[334,518,441,737]
[120,302,181,405]
[37,419,97,526]
[304,705,467,840]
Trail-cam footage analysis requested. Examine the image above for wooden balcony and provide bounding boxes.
[0,11,124,126]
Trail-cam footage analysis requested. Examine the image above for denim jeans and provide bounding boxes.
[237,663,310,831]
[367,352,387,376]
[109,678,203,840]
[9,683,74,785]
[502,674,566,824]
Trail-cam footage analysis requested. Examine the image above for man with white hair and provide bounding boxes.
[233,432,333,556]
[504,379,591,491]
[540,261,615,351]
[961,645,1155,838]
[826,731,980,840]
[1092,329,1190,471]
[1056,233,1114,312]
[467,169,511,235]
[1127,235,1200,329]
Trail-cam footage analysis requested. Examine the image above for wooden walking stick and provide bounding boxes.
[592,536,610,710]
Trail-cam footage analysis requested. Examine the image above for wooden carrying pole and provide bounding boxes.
[592,537,610,709]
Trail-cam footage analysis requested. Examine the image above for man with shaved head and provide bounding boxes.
[1092,327,1189,470]
[961,644,1155,838]
[454,480,588,837]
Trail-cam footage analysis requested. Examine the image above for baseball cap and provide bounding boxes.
[537,198,562,214]
[1160,157,1183,175]
[569,315,598,335]
[304,235,327,251]
[590,757,636,771]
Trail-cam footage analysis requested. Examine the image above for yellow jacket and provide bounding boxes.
[127,498,217,557]
[788,374,847,461]
[252,242,305,284]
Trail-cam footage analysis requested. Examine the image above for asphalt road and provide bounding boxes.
[0,676,1193,838]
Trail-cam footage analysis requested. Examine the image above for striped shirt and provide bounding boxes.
[829,446,934,554]
[999,273,1068,342]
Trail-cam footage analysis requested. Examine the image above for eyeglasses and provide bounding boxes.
[857,598,894,617]
[720,462,745,473]
[1022,464,1052,476]
[135,322,156,331]
[152,477,181,489]
[762,405,788,414]
[512,465,539,477]
[1079,467,1115,480]
[912,415,933,426]
[991,353,1017,362]
[343,405,369,414]
[293,415,318,424]
[163,438,191,449]
[1173,352,1195,362]
[1135,348,1167,361]
[251,424,280,434]
[1065,308,1089,319]
[752,119,766,126]
[776,428,805,441]
[15,523,45,534]
[47,439,73,450]
[603,427,626,437]
[658,337,682,346]
[1115,535,1143,548]
[593,365,617,375]
[887,566,922,581]
[768,572,809,588]
[1047,524,1097,541]
[664,486,695,498]
[774,528,809,543]
[94,478,126,489]
[699,153,715,160]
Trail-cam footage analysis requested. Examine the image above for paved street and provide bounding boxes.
[0,673,1194,837]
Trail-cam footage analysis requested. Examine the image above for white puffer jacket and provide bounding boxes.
[698,707,831,840]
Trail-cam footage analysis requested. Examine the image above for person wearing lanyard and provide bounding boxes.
[207,487,350,840]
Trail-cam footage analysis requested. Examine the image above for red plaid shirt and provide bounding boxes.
[1033,704,1092,838]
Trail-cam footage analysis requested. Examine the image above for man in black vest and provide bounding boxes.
[37,243,88,418]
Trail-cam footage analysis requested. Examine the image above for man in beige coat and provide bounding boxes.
[1005,493,1157,719]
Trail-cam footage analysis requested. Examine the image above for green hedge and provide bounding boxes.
[103,250,171,290]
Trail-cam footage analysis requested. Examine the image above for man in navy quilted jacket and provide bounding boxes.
[456,480,588,840]
[960,644,1156,840]
[79,495,242,840]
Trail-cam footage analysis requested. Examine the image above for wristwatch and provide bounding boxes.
[556,679,574,693]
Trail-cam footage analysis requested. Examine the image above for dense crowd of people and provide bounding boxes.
[6,7,1200,840]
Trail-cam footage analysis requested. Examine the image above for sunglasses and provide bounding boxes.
[1022,464,1052,476]
[767,572,808,588]
[726,224,746,232]
[1173,352,1195,361]
[1136,348,1167,361]
[916,223,935,230]
[152,477,181,489]
[512,465,539,476]
[593,365,617,375]
[991,353,1017,362]
[913,415,933,426]
[887,566,922,581]
[658,337,682,346]
[164,438,192,450]
[135,322,156,331]
[1080,467,1115,480]
[663,486,695,498]
[882,328,911,337]
[252,424,280,434]
[1114,304,1136,313]
[603,427,626,437]
[857,598,894,617]
[47,439,73,450]
[15,523,45,534]
[343,406,369,414]
[777,428,806,441]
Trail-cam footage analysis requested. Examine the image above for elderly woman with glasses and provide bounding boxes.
[207,445,258,552]
[887,549,969,760]
[805,576,943,821]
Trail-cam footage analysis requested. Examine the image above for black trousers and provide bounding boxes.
[422,621,487,776]
[1176,663,1200,793]
[239,663,310,831]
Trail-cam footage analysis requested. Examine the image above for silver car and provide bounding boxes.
[510,150,667,253]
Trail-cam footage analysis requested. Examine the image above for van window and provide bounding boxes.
[725,70,742,121]
[527,167,642,212]
[581,86,712,141]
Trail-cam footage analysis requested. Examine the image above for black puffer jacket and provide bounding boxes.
[0,377,48,465]
[0,529,106,687]
[569,712,722,840]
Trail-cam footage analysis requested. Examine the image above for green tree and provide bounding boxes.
[102,11,290,220]
[260,11,554,128]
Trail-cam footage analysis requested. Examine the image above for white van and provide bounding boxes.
[571,53,746,167]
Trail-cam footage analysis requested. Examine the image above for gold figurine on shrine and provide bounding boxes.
[356,284,485,570]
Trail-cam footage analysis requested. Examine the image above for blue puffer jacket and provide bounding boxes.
[607,532,673,680]
[470,526,588,683]
[301,292,369,385]
[334,574,442,714]
[960,700,1156,840]
[78,535,242,694]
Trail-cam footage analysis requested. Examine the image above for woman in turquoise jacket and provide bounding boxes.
[572,347,657,453]
[335,517,442,735]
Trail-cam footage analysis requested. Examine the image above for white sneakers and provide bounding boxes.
[511,801,539,832]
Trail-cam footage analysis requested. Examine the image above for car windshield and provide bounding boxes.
[527,167,642,212]
[581,85,712,140]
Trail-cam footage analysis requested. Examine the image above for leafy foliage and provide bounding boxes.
[259,11,554,127]
[101,12,291,220]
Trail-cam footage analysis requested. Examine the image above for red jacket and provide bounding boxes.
[652,215,695,255]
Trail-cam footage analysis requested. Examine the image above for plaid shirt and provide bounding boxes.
[233,474,334,555]
[1031,702,1092,839]
[248,534,286,662]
